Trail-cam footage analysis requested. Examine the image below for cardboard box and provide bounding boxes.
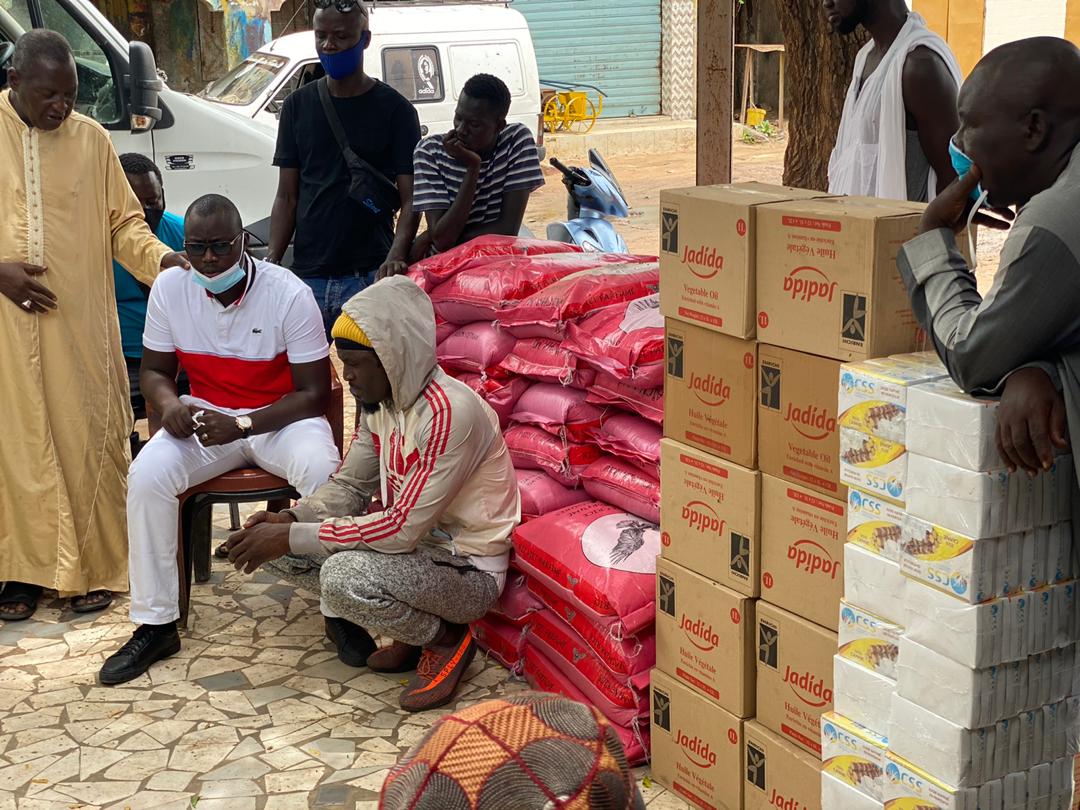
[650,668,744,810]
[665,319,758,468]
[756,599,838,758]
[656,557,756,717]
[659,183,831,339]
[744,720,823,810]
[758,344,845,499]
[760,474,847,631]
[756,196,925,361]
[660,438,761,597]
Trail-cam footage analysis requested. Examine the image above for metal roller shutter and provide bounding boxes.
[514,0,662,118]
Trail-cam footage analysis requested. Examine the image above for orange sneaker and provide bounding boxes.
[398,624,477,713]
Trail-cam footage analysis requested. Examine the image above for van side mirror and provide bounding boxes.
[128,41,163,133]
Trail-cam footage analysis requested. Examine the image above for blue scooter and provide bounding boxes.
[546,149,630,253]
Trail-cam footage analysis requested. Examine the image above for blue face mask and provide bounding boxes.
[319,32,369,80]
[191,263,247,295]
[949,138,985,203]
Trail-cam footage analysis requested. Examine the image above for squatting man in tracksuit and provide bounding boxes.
[224,276,520,712]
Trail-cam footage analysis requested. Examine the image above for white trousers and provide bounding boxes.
[127,415,340,625]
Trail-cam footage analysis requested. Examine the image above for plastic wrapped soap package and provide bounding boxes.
[820,711,888,802]
[838,357,947,443]
[906,377,1002,472]
[821,771,879,809]
[906,454,1011,539]
[843,543,908,627]
[840,428,907,506]
[898,513,999,605]
[838,599,902,680]
[834,654,894,736]
[846,487,905,561]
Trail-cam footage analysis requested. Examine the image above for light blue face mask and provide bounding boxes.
[949,137,985,203]
[192,262,247,295]
[949,137,989,269]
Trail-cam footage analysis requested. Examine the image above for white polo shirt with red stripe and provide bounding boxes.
[143,259,328,414]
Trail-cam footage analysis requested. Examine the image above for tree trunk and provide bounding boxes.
[770,0,868,190]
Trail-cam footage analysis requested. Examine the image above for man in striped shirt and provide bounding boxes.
[409,73,544,258]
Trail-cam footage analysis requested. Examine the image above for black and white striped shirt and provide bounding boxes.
[412,123,545,225]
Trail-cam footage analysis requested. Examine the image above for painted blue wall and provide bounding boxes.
[514,0,662,118]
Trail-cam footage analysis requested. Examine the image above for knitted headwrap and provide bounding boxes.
[380,692,646,810]
[331,311,373,350]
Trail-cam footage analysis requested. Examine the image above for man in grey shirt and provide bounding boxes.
[896,37,1080,477]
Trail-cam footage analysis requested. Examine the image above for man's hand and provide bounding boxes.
[0,262,57,313]
[161,400,198,439]
[376,258,410,280]
[161,252,191,271]
[996,367,1069,474]
[190,406,242,447]
[918,166,1014,236]
[243,510,297,529]
[225,522,292,574]
[443,131,482,169]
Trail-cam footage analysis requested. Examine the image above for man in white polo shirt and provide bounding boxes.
[99,194,340,685]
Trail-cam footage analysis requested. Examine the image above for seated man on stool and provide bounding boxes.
[99,194,340,685]
[224,276,520,712]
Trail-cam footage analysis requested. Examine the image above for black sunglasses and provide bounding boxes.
[183,232,244,257]
[314,0,365,12]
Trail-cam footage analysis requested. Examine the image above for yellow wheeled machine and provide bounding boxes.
[541,80,606,134]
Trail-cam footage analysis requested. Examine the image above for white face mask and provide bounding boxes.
[964,188,990,270]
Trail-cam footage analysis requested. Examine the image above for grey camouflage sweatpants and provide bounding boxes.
[265,544,501,646]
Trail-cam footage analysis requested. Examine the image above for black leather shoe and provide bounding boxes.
[99,624,181,685]
[324,617,376,667]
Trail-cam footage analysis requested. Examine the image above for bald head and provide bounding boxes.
[957,37,1080,207]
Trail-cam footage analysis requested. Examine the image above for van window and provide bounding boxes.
[448,43,524,98]
[264,62,323,117]
[202,53,288,106]
[37,0,120,125]
[381,46,443,103]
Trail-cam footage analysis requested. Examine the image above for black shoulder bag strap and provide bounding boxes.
[316,78,400,213]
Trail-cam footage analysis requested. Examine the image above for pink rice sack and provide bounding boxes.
[488,569,544,625]
[435,315,457,345]
[498,338,596,389]
[510,383,606,443]
[504,425,601,487]
[527,610,649,718]
[592,413,663,478]
[580,457,660,524]
[406,266,431,293]
[516,469,590,521]
[456,374,531,428]
[412,235,583,287]
[437,322,517,376]
[563,294,664,389]
[499,261,660,339]
[512,500,659,634]
[526,576,655,678]
[471,615,525,669]
[429,253,641,325]
[586,373,664,426]
[520,645,649,766]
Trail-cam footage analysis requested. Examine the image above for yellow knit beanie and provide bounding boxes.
[330,311,372,348]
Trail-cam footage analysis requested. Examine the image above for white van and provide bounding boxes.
[199,2,544,150]
[0,0,542,227]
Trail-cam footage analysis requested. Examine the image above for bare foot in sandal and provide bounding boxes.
[0,582,43,622]
[70,590,113,614]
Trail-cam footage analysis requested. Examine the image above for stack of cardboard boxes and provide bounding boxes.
[650,183,928,809]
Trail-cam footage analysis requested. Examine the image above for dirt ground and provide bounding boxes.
[523,135,1003,291]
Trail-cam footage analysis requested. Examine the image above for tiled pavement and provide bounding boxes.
[0,504,688,809]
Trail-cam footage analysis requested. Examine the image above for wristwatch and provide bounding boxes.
[235,415,254,438]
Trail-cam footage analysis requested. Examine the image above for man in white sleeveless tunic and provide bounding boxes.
[824,0,963,202]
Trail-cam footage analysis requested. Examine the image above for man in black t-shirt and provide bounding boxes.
[269,0,421,334]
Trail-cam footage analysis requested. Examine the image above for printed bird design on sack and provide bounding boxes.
[612,519,652,565]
